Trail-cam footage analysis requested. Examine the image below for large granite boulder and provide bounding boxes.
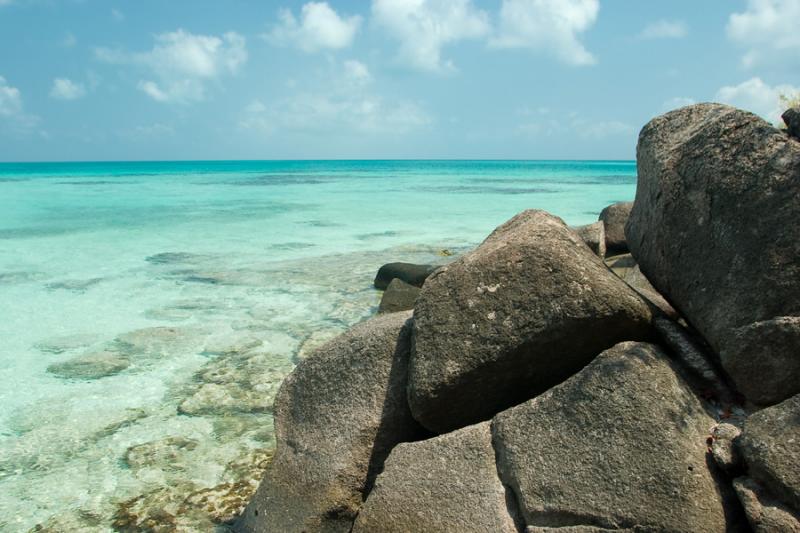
[409,210,653,433]
[374,262,437,290]
[492,341,734,532]
[733,477,800,532]
[353,422,519,533]
[627,103,800,405]
[236,311,423,533]
[378,278,420,314]
[598,201,633,254]
[737,393,800,513]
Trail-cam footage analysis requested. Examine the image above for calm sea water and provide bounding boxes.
[0,160,635,531]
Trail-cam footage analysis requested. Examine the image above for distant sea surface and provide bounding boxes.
[0,160,635,531]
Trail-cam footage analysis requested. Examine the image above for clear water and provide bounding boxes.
[0,160,635,531]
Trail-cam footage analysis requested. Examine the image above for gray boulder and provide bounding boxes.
[598,201,633,254]
[236,311,422,533]
[373,262,437,290]
[627,103,800,406]
[409,210,653,433]
[353,422,519,533]
[737,393,800,513]
[572,221,606,257]
[733,477,800,532]
[492,341,733,532]
[784,107,800,140]
[378,278,420,314]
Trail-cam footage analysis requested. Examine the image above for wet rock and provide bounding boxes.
[373,262,437,290]
[378,278,420,314]
[628,103,800,406]
[733,477,800,532]
[179,382,274,416]
[238,311,423,533]
[737,393,800,512]
[493,342,733,531]
[783,107,800,139]
[572,220,606,257]
[47,351,129,379]
[598,201,633,254]
[409,210,653,433]
[353,422,519,533]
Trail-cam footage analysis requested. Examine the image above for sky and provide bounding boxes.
[0,0,799,161]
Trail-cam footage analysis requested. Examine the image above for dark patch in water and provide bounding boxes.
[55,180,134,186]
[356,231,399,240]
[146,252,208,265]
[270,242,316,251]
[419,185,556,195]
[46,278,103,292]
[297,219,341,228]
[183,275,221,285]
[229,174,332,186]
[0,271,48,284]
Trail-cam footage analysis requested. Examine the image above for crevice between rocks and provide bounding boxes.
[488,418,527,533]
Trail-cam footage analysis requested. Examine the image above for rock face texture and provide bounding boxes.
[378,278,420,314]
[598,201,633,254]
[737,393,800,513]
[237,311,422,533]
[353,422,520,533]
[627,103,800,405]
[733,477,800,532]
[572,221,606,257]
[373,262,437,290]
[409,210,653,433]
[493,341,733,532]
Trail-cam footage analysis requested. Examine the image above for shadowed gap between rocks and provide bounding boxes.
[362,317,434,499]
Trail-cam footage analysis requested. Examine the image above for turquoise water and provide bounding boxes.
[0,160,635,531]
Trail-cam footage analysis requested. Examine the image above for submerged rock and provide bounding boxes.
[492,341,734,532]
[354,422,519,533]
[237,311,423,533]
[47,351,129,379]
[598,201,633,254]
[628,103,800,406]
[124,436,199,471]
[373,262,437,290]
[114,326,200,358]
[377,278,420,314]
[409,210,653,433]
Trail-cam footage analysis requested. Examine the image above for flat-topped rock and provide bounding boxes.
[237,311,422,533]
[353,422,519,533]
[492,341,734,532]
[627,103,800,405]
[409,210,653,433]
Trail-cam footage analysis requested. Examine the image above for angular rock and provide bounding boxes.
[620,264,678,318]
[711,423,743,473]
[598,201,633,254]
[604,253,636,279]
[572,221,606,257]
[237,311,423,533]
[784,107,800,140]
[493,342,733,532]
[378,278,420,314]
[409,210,653,433]
[733,477,800,532]
[627,103,800,406]
[737,393,800,512]
[373,262,437,290]
[47,351,129,379]
[353,422,519,533]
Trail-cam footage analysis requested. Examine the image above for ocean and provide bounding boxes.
[0,160,636,531]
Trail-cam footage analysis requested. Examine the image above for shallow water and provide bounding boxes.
[0,160,635,531]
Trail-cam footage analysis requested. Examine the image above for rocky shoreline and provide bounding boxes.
[236,103,800,532]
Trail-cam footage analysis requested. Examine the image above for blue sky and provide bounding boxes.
[0,0,798,161]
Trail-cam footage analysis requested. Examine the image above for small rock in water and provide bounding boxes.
[47,351,130,379]
[124,436,199,471]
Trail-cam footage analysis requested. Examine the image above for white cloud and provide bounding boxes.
[491,0,599,66]
[240,60,429,135]
[268,2,361,52]
[96,29,247,103]
[0,76,23,116]
[639,19,688,39]
[371,0,490,73]
[112,8,125,21]
[728,0,800,67]
[49,78,86,100]
[715,77,800,123]
[517,107,633,139]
